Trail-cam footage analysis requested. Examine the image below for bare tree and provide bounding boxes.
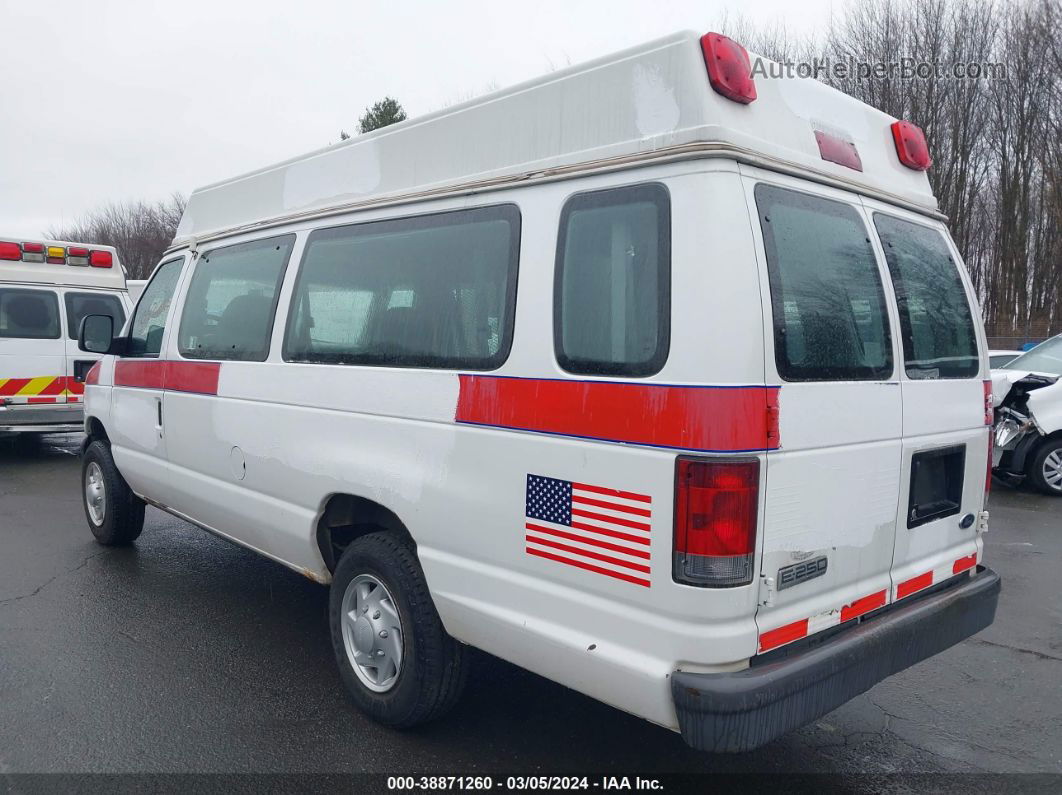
[46,193,186,280]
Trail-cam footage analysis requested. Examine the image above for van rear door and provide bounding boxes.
[863,200,988,598]
[741,169,903,654]
[0,286,68,407]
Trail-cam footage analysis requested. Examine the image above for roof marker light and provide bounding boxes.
[700,32,757,105]
[22,242,44,263]
[89,250,113,268]
[814,129,863,171]
[47,245,65,264]
[0,242,21,261]
[67,246,89,266]
[891,120,932,170]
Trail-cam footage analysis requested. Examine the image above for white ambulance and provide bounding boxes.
[0,238,130,435]
[76,31,1000,752]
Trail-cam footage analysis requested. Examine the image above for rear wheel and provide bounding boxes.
[82,440,146,544]
[1027,438,1062,496]
[329,532,467,727]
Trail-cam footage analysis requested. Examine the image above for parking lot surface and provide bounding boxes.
[1,433,1059,778]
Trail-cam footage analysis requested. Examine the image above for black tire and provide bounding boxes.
[329,532,467,728]
[1026,437,1062,497]
[81,439,146,545]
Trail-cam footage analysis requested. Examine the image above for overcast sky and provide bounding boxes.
[1,0,841,239]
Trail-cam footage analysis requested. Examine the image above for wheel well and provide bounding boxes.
[83,417,110,453]
[316,494,414,573]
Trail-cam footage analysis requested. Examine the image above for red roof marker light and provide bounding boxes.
[700,32,757,105]
[891,120,932,170]
[0,242,22,261]
[89,250,113,268]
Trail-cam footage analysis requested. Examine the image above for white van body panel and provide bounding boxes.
[81,31,996,747]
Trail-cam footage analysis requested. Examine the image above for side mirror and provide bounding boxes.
[78,314,115,354]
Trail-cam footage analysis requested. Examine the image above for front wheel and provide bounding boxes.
[1027,437,1062,496]
[82,440,146,544]
[329,532,467,728]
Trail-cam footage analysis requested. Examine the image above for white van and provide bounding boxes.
[0,238,129,435]
[76,31,1000,752]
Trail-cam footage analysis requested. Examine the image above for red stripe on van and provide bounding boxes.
[85,363,101,386]
[165,361,221,395]
[953,553,977,574]
[455,375,779,452]
[114,360,220,395]
[114,360,167,389]
[0,378,32,396]
[897,571,933,600]
[758,619,808,652]
[840,589,887,623]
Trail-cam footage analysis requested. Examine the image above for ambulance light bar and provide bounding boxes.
[0,241,114,268]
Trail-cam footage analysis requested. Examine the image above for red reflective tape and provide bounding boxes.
[526,546,651,587]
[164,361,220,395]
[525,534,651,574]
[38,377,67,396]
[525,523,651,559]
[953,553,977,575]
[114,360,166,389]
[114,360,220,395]
[65,376,85,394]
[456,375,780,452]
[840,589,887,623]
[27,396,58,404]
[572,482,652,503]
[570,495,652,517]
[897,571,933,600]
[759,619,808,653]
[0,378,31,396]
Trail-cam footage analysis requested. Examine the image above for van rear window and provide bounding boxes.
[755,185,892,381]
[65,292,125,340]
[283,205,520,370]
[873,214,979,379]
[0,288,60,340]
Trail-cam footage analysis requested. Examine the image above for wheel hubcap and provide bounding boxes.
[340,573,403,692]
[1044,450,1062,490]
[85,462,106,526]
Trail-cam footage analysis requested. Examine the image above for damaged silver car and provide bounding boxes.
[992,334,1062,495]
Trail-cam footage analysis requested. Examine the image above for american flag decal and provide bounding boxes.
[525,474,652,588]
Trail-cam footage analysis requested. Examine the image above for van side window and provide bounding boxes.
[178,235,295,362]
[128,258,185,357]
[554,184,670,377]
[873,214,979,379]
[755,185,893,381]
[283,205,520,370]
[0,288,60,340]
[65,292,125,340]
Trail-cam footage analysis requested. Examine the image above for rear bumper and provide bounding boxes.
[0,403,83,433]
[671,566,1001,753]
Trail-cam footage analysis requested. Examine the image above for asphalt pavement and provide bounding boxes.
[1,433,1059,781]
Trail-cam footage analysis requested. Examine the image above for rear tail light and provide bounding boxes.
[67,246,89,266]
[891,120,932,170]
[47,246,65,264]
[89,250,113,268]
[700,32,757,105]
[21,242,44,263]
[0,242,20,261]
[674,457,760,587]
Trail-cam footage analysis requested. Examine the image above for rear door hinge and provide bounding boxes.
[759,573,776,607]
